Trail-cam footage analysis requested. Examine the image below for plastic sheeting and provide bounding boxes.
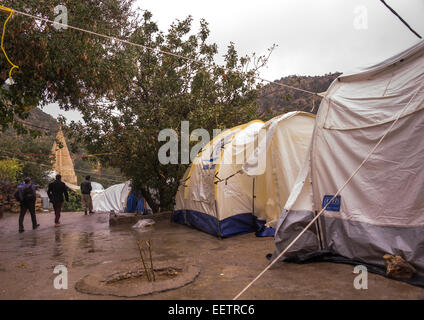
[92,181,131,212]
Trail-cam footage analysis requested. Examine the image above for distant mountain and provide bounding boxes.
[26,107,59,133]
[258,72,342,117]
[0,107,58,140]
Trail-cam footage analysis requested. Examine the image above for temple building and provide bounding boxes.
[51,126,78,185]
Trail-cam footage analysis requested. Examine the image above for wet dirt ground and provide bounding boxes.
[0,211,423,300]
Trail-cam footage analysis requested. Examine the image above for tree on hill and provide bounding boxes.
[258,73,341,117]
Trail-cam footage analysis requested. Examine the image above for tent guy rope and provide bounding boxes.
[0,6,318,96]
[232,84,423,300]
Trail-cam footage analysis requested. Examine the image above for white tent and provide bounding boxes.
[91,182,104,193]
[274,40,424,281]
[173,120,264,237]
[174,113,315,237]
[242,112,315,235]
[92,181,132,212]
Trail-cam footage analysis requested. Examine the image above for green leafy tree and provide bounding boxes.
[0,0,136,134]
[65,13,273,211]
[0,158,22,183]
[62,190,82,212]
[0,132,54,186]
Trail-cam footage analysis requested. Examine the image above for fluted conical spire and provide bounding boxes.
[52,126,78,185]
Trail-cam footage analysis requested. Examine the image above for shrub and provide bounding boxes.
[62,190,82,212]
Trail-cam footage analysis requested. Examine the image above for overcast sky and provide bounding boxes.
[44,0,424,121]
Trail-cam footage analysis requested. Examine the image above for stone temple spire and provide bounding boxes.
[52,125,78,185]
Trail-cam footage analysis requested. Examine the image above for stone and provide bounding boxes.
[109,211,172,226]
[383,254,416,279]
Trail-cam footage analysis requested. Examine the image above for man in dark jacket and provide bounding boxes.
[47,174,69,227]
[80,175,94,215]
[15,177,39,233]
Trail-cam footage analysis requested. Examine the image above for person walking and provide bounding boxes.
[47,174,69,227]
[15,177,39,233]
[80,175,94,215]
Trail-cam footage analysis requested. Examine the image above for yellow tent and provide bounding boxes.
[173,112,315,237]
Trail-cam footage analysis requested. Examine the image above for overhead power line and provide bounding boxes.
[0,152,125,184]
[1,6,318,96]
[380,0,422,39]
[0,149,125,182]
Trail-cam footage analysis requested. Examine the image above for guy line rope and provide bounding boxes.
[0,5,318,97]
[232,84,423,300]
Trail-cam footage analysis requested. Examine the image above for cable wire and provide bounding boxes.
[3,6,318,96]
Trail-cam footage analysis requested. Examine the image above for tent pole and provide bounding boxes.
[215,199,222,240]
[314,210,323,250]
[252,178,255,217]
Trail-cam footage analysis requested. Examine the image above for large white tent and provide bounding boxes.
[174,120,264,237]
[174,112,315,238]
[92,181,132,212]
[274,40,424,282]
[242,112,315,235]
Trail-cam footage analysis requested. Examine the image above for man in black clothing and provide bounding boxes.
[15,177,39,233]
[80,175,94,215]
[47,174,69,227]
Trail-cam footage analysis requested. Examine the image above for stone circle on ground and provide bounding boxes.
[75,260,200,297]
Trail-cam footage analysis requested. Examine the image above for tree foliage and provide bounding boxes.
[0,0,136,134]
[0,1,273,211]
[0,158,22,183]
[0,132,54,186]
[65,14,273,211]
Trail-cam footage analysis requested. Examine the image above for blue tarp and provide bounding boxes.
[172,209,273,238]
[254,218,276,237]
[126,192,146,214]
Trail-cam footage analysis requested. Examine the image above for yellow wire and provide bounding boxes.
[0,5,19,84]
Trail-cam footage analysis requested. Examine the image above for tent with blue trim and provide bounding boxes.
[173,112,315,238]
[273,40,424,285]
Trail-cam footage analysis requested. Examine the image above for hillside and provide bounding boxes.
[26,107,59,133]
[258,73,341,117]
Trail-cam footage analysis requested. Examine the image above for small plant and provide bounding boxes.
[137,240,155,282]
[62,190,82,212]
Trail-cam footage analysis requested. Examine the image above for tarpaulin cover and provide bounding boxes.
[274,40,424,282]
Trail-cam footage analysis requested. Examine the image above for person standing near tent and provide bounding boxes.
[47,174,69,227]
[80,175,94,215]
[14,177,40,233]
